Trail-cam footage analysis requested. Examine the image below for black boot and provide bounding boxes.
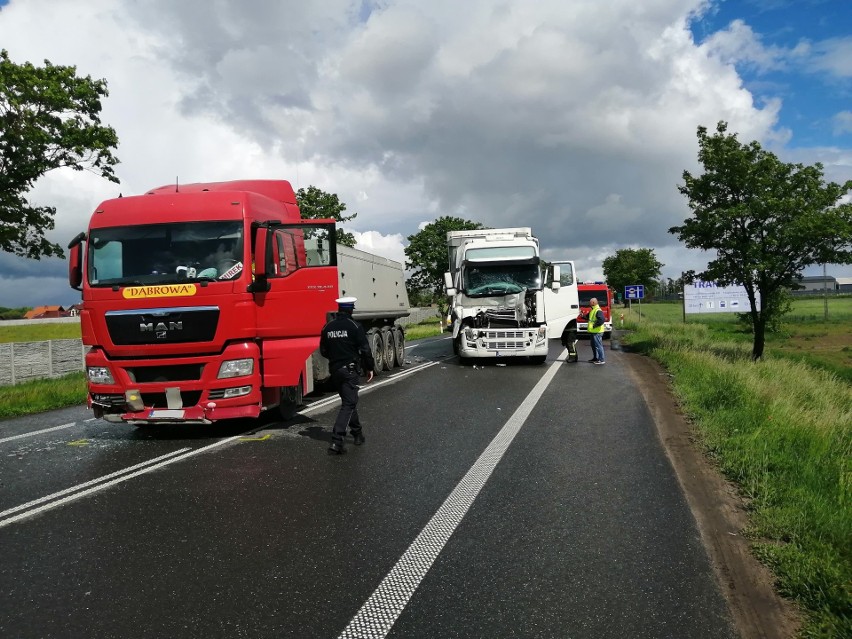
[352,431,365,446]
[328,441,345,454]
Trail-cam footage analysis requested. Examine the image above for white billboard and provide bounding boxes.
[683,280,760,314]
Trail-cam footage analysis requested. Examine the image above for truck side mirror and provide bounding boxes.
[444,271,456,296]
[248,227,271,293]
[68,232,86,291]
[551,265,561,290]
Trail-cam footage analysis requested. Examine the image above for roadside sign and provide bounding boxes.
[625,285,644,300]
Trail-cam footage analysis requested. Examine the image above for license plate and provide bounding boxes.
[147,409,186,419]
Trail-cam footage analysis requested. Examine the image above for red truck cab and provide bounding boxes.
[577,282,614,339]
[68,180,339,425]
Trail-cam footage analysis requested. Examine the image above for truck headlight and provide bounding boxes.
[537,326,547,341]
[218,358,254,379]
[464,327,476,342]
[87,367,115,385]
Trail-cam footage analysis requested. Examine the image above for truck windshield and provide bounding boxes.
[87,221,244,286]
[463,263,541,296]
[579,289,609,306]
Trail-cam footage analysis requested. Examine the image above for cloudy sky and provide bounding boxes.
[1,0,850,308]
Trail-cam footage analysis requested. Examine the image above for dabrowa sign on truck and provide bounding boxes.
[683,280,761,314]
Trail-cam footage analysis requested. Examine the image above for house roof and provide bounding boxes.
[23,305,65,319]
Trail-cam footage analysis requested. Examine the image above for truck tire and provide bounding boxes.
[279,383,303,420]
[381,328,395,371]
[392,326,405,367]
[604,331,611,340]
[369,329,385,372]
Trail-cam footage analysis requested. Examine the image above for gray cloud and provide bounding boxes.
[0,0,849,309]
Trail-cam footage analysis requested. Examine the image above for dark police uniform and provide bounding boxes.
[319,297,375,453]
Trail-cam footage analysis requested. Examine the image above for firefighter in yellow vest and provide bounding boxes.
[586,298,606,364]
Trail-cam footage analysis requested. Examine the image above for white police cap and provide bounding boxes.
[336,296,357,306]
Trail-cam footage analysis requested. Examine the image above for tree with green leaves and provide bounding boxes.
[601,248,663,300]
[295,185,357,247]
[404,216,484,304]
[670,121,852,360]
[1,49,120,260]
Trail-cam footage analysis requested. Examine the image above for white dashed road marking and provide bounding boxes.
[338,350,568,639]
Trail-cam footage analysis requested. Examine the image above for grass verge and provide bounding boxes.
[622,319,851,638]
[0,372,88,419]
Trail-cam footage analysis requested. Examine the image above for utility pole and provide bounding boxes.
[823,263,829,321]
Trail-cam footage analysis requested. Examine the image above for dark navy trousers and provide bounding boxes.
[330,366,363,444]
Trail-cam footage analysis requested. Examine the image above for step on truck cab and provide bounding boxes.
[443,228,579,363]
[68,179,409,425]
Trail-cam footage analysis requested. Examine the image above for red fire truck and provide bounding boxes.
[577,282,614,339]
[68,180,409,425]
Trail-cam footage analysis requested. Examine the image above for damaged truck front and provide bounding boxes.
[444,228,577,364]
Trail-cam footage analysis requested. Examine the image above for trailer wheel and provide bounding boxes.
[381,328,395,370]
[392,326,405,367]
[369,329,385,372]
[279,383,303,420]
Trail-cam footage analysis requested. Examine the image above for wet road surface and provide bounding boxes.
[0,336,737,638]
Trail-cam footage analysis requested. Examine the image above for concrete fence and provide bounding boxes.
[0,308,441,386]
[0,339,88,386]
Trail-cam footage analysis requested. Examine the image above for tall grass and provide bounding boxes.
[623,319,851,638]
[0,372,87,419]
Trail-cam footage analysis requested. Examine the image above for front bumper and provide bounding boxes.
[457,327,548,358]
[86,342,263,424]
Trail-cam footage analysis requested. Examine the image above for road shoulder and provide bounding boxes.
[622,350,800,639]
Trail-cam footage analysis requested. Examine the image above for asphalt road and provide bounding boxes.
[0,336,738,639]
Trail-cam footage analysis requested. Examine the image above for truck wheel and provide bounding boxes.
[369,329,385,372]
[604,331,611,340]
[381,328,395,371]
[279,384,303,420]
[392,326,405,367]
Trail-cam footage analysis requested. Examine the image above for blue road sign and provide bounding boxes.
[625,284,645,300]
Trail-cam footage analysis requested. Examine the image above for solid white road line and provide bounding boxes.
[0,437,243,529]
[301,360,443,414]
[0,422,77,445]
[0,447,192,519]
[338,350,568,639]
[0,357,444,529]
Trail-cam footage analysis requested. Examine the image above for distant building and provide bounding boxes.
[794,276,837,293]
[837,277,852,293]
[23,305,66,319]
[68,303,84,317]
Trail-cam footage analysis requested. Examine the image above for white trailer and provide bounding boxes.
[307,244,410,391]
[444,228,578,363]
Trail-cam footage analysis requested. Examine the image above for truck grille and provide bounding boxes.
[105,306,219,345]
[483,330,530,350]
[484,330,526,339]
[126,364,204,383]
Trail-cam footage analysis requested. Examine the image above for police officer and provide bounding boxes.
[320,297,375,454]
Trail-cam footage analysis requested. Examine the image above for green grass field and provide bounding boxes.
[622,296,852,383]
[621,297,851,638]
